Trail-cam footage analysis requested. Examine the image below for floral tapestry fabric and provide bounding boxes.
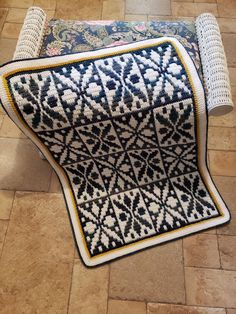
[40,20,202,77]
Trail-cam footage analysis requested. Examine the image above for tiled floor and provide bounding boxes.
[0,0,235,313]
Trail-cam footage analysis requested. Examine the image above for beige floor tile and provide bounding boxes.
[0,190,14,220]
[49,170,62,193]
[1,191,74,262]
[125,14,148,21]
[0,0,33,8]
[147,303,226,313]
[172,2,195,17]
[126,0,149,14]
[68,259,109,314]
[1,22,22,39]
[183,234,220,268]
[223,270,236,308]
[194,3,218,16]
[222,34,236,67]
[0,138,52,191]
[108,299,146,314]
[148,0,171,15]
[227,310,236,314]
[0,8,8,32]
[44,9,55,20]
[217,210,236,236]
[208,127,236,151]
[229,68,236,85]
[217,0,236,18]
[0,38,17,64]
[0,220,8,254]
[0,259,73,313]
[5,8,27,23]
[102,0,125,20]
[218,18,236,33]
[173,0,193,2]
[33,0,56,10]
[109,241,185,303]
[203,228,217,234]
[55,0,102,20]
[0,115,3,129]
[186,267,236,308]
[195,0,216,2]
[0,115,25,138]
[212,176,236,197]
[185,267,225,307]
[0,105,5,115]
[209,108,236,128]
[218,235,236,270]
[209,150,236,176]
[148,15,174,21]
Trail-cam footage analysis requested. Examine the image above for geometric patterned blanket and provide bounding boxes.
[0,38,230,266]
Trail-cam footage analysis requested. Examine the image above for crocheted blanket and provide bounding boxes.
[0,38,230,266]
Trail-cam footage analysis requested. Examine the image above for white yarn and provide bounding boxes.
[195,13,233,116]
[13,7,47,60]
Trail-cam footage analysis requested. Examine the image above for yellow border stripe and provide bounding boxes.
[2,39,223,261]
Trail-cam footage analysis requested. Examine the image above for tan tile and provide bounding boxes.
[213,176,236,197]
[183,234,220,268]
[0,220,8,254]
[229,68,236,85]
[227,310,236,314]
[0,190,14,220]
[68,259,108,314]
[173,0,193,2]
[148,15,174,21]
[102,0,125,20]
[222,34,236,67]
[185,267,225,307]
[223,270,236,308]
[0,0,33,8]
[125,14,148,21]
[108,299,146,314]
[0,105,5,114]
[194,3,218,16]
[218,235,236,270]
[126,0,149,14]
[218,18,236,34]
[1,22,22,39]
[209,107,236,128]
[0,259,73,313]
[217,0,236,18]
[33,0,56,10]
[0,138,52,191]
[208,127,236,151]
[194,0,216,2]
[49,170,62,193]
[55,0,102,20]
[109,241,185,303]
[1,192,74,262]
[186,267,236,308]
[44,9,55,20]
[6,8,27,23]
[0,115,25,138]
[0,115,3,129]
[203,228,216,234]
[147,303,226,314]
[172,2,196,17]
[148,0,171,15]
[0,38,17,64]
[0,8,8,32]
[209,150,236,176]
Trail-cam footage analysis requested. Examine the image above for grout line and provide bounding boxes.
[0,190,15,261]
[216,233,223,270]
[66,247,76,314]
[182,239,187,305]
[106,264,111,314]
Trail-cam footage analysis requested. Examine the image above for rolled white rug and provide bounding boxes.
[196,13,233,116]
